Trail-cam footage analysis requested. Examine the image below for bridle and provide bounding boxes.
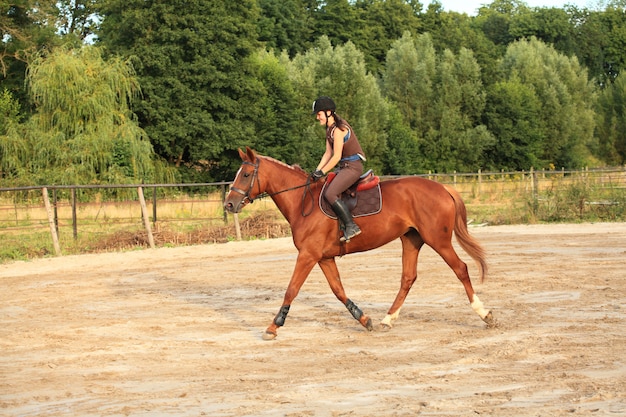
[229,157,315,215]
[229,159,262,206]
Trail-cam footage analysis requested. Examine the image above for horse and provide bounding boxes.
[224,147,495,340]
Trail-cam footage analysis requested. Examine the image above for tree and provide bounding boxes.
[422,5,501,86]
[247,49,306,164]
[353,0,422,75]
[0,45,171,186]
[382,32,493,173]
[509,6,577,53]
[0,88,27,179]
[96,0,262,182]
[56,0,99,42]
[1,0,59,109]
[499,37,597,168]
[257,0,313,57]
[596,72,626,164]
[574,6,626,85]
[312,0,360,47]
[423,47,494,172]
[288,36,388,173]
[483,76,545,170]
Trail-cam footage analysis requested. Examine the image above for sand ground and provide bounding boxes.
[1,222,625,416]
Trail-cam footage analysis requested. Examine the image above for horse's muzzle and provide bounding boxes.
[223,195,247,214]
[223,200,240,214]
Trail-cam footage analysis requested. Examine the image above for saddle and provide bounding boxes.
[320,170,383,219]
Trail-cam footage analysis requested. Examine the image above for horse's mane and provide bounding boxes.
[258,155,308,177]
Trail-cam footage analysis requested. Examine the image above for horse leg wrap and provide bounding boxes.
[345,299,363,321]
[273,305,290,327]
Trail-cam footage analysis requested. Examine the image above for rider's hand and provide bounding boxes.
[310,169,325,182]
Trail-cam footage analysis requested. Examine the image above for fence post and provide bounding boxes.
[71,188,78,239]
[530,167,538,215]
[152,186,158,225]
[137,186,155,249]
[42,187,62,256]
[221,183,228,223]
[233,213,242,241]
[52,188,59,234]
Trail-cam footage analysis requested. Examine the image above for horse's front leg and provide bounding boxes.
[318,258,373,331]
[381,230,423,329]
[263,252,317,340]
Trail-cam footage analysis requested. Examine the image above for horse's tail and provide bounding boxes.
[443,185,488,283]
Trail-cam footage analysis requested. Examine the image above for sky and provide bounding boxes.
[432,0,600,15]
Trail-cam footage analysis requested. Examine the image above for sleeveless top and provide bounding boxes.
[326,121,365,161]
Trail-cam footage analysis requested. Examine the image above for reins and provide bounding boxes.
[256,180,316,217]
[235,158,316,217]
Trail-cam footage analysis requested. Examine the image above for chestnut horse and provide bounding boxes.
[224,147,495,340]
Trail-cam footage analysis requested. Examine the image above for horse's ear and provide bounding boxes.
[238,148,247,161]
[245,146,256,161]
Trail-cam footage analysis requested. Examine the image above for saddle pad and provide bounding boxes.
[319,183,383,219]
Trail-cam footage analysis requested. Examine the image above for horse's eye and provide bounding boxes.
[243,172,251,178]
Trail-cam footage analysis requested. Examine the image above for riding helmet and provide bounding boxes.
[311,96,336,115]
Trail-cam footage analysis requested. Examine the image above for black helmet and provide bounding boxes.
[312,96,336,115]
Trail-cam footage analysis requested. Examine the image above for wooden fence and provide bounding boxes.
[1,167,625,256]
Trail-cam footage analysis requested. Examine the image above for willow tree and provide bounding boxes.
[0,88,28,181]
[18,45,172,186]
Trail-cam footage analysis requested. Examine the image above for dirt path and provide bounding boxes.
[1,223,625,416]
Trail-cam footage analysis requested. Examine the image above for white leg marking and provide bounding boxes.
[471,295,489,319]
[381,308,402,327]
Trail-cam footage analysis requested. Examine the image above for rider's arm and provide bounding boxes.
[319,127,346,174]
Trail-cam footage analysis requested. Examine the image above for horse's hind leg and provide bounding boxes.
[432,242,495,327]
[318,258,373,331]
[381,230,424,329]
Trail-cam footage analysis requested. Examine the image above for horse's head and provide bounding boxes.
[224,147,262,214]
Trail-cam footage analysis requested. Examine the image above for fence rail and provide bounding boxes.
[1,166,625,257]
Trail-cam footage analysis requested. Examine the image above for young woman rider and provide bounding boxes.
[309,96,366,242]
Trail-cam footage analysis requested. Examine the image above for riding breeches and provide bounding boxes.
[324,161,363,203]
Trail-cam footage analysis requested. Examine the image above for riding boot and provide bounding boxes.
[331,200,362,242]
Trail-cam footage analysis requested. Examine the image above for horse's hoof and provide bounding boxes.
[483,311,497,328]
[379,323,392,332]
[262,331,277,341]
[365,317,374,331]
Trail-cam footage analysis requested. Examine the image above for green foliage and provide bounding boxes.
[3,0,626,186]
[353,0,422,74]
[383,32,494,173]
[289,36,389,173]
[0,45,173,187]
[484,76,545,170]
[0,89,28,178]
[596,72,626,164]
[574,6,626,86]
[499,37,597,168]
[247,49,306,165]
[257,0,313,57]
[96,0,262,182]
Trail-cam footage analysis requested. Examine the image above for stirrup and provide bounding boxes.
[340,226,362,242]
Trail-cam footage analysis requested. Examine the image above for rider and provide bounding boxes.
[310,96,366,242]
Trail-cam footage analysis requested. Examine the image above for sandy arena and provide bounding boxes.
[1,222,625,416]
